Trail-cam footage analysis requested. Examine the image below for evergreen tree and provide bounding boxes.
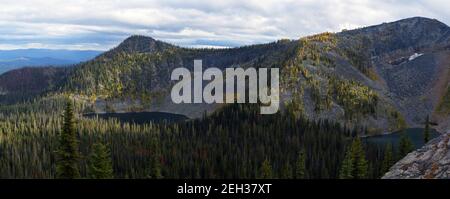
[56,99,80,179]
[381,143,394,174]
[295,149,306,179]
[424,115,430,143]
[150,157,163,179]
[339,138,368,179]
[281,161,293,179]
[399,133,414,158]
[339,148,353,179]
[352,138,368,179]
[87,143,114,179]
[149,138,163,179]
[259,159,273,179]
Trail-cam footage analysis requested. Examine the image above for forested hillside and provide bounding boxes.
[2,17,447,133]
[0,17,449,179]
[0,97,401,179]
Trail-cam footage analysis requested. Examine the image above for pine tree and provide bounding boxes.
[399,133,414,158]
[281,161,293,179]
[148,138,163,179]
[56,99,80,179]
[339,147,353,179]
[353,138,368,179]
[381,143,394,174]
[339,138,368,179]
[87,143,114,179]
[424,115,430,143]
[295,149,306,179]
[259,158,273,179]
[150,157,163,179]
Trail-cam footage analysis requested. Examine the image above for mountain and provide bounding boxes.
[59,35,295,116]
[101,35,175,57]
[0,49,102,74]
[0,57,73,74]
[383,132,450,179]
[0,17,449,134]
[338,17,450,132]
[0,66,69,104]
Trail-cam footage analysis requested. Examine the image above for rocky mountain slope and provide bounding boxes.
[383,132,450,179]
[343,17,450,132]
[0,17,449,134]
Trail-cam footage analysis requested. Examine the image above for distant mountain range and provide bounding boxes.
[0,49,102,74]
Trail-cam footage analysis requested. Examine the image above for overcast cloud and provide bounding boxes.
[0,0,449,50]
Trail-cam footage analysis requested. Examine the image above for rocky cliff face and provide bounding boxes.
[383,132,450,179]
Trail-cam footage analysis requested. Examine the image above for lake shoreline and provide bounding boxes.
[83,111,189,124]
[363,128,440,150]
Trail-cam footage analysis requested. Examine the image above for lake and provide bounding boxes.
[364,128,440,150]
[84,112,189,124]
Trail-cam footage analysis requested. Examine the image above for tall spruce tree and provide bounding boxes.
[149,155,163,179]
[295,149,306,179]
[339,148,354,179]
[424,115,430,143]
[87,143,114,179]
[339,138,368,179]
[259,159,273,179]
[149,138,163,179]
[281,160,293,179]
[399,133,414,158]
[381,143,394,174]
[352,138,368,179]
[56,99,80,179]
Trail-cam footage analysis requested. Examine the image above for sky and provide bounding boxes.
[0,0,449,51]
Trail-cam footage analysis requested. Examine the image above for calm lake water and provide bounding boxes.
[84,112,189,124]
[364,128,440,150]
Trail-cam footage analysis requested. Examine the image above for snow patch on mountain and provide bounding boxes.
[409,53,424,61]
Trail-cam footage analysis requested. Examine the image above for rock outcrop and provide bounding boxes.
[383,132,450,179]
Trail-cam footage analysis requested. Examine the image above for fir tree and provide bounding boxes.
[56,99,80,179]
[149,138,163,179]
[281,160,293,179]
[339,147,354,179]
[353,138,368,179]
[399,133,414,158]
[424,115,430,143]
[381,143,394,174]
[259,158,273,179]
[150,157,163,179]
[87,143,114,179]
[295,149,306,179]
[339,138,368,179]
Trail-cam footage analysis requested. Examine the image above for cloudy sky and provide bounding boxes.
[0,0,449,50]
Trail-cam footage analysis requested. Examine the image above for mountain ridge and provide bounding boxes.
[100,35,176,58]
[1,16,449,134]
[0,49,102,74]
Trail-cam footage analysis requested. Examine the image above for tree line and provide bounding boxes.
[0,98,415,179]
